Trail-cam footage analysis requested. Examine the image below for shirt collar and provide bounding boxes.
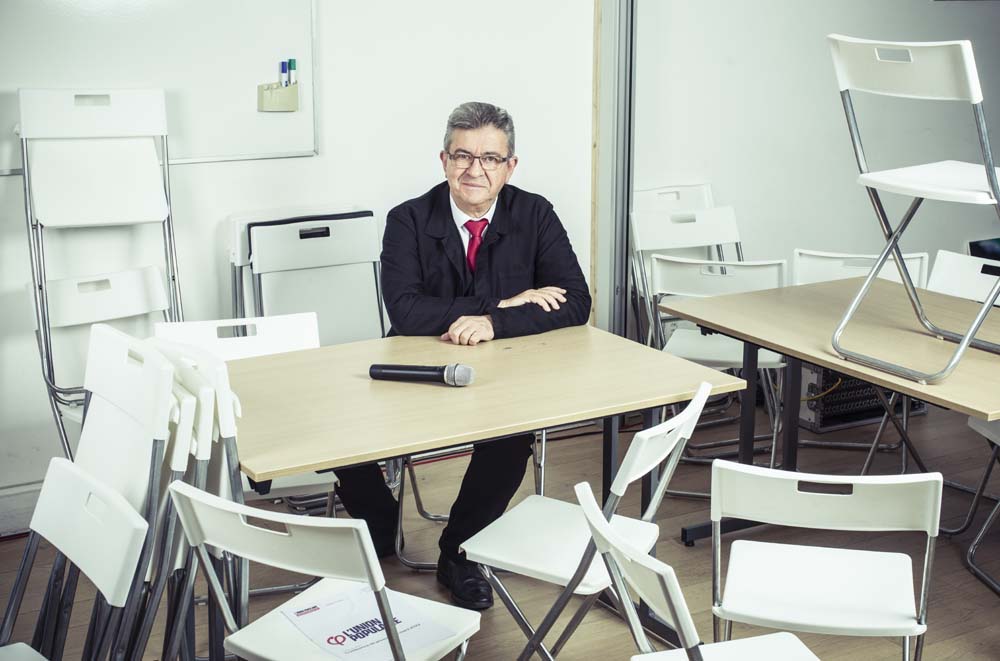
[450,194,497,234]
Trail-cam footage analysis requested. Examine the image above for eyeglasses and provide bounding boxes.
[446,151,512,171]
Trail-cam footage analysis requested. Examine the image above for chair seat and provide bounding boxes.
[242,471,338,502]
[225,578,479,661]
[460,495,659,595]
[666,328,785,370]
[0,643,46,660]
[715,540,923,637]
[631,632,818,660]
[858,160,999,205]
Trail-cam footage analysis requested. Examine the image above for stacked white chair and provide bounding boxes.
[0,459,148,661]
[461,383,713,660]
[630,185,786,471]
[827,34,1000,384]
[574,481,818,660]
[711,460,942,661]
[169,480,480,661]
[17,88,183,457]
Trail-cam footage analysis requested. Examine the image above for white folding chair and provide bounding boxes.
[0,458,148,661]
[828,34,1000,384]
[228,205,386,344]
[169,480,480,661]
[793,249,929,288]
[652,254,787,468]
[574,481,818,660]
[711,460,942,661]
[154,313,338,506]
[17,88,183,458]
[461,383,713,661]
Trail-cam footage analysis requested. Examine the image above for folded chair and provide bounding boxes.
[0,458,148,661]
[17,88,183,457]
[574,481,818,660]
[169,480,480,661]
[828,34,1000,383]
[461,383,713,661]
[711,460,942,661]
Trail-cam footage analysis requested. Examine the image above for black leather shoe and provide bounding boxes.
[436,555,493,610]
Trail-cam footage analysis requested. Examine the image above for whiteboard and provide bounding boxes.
[0,0,316,174]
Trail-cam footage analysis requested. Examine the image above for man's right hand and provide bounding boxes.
[498,286,567,312]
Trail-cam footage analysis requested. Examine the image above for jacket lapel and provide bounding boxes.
[424,184,469,284]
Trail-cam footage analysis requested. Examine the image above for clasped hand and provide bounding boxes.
[439,286,568,345]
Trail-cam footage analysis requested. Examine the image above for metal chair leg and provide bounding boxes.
[902,635,911,660]
[454,639,470,661]
[943,445,1000,537]
[395,459,437,571]
[408,459,449,523]
[533,430,547,496]
[965,490,1000,596]
[478,566,555,661]
[550,592,601,656]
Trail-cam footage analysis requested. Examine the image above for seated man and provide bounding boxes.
[335,101,591,610]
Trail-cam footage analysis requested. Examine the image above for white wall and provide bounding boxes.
[0,0,594,533]
[633,0,1000,265]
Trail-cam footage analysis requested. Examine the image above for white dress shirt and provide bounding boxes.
[449,194,498,254]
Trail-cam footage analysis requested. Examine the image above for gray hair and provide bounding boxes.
[443,101,515,157]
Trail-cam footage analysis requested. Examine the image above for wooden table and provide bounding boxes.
[661,277,1000,543]
[228,324,744,486]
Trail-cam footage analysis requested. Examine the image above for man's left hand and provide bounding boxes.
[440,315,495,346]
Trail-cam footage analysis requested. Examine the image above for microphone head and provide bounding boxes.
[444,363,475,386]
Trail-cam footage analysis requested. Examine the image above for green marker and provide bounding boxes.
[289,58,297,85]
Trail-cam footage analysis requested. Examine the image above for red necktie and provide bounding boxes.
[464,219,489,272]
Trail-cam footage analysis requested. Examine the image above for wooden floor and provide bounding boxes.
[1,403,999,659]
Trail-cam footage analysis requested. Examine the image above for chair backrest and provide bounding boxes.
[169,480,384,589]
[632,183,715,214]
[249,212,380,274]
[630,206,741,254]
[793,249,929,287]
[651,255,786,299]
[75,325,175,511]
[42,266,169,329]
[610,383,712,503]
[19,89,169,228]
[710,460,943,536]
[927,249,1000,303]
[154,312,320,361]
[32,458,148,607]
[828,34,982,103]
[575,482,700,651]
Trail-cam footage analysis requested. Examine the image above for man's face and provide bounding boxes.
[440,126,518,215]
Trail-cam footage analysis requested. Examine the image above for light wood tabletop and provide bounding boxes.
[227,325,745,481]
[660,278,1000,421]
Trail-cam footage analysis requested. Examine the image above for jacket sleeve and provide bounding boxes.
[380,209,499,336]
[489,205,592,339]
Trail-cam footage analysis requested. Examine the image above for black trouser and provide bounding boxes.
[335,433,535,561]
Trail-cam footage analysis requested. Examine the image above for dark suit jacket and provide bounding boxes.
[381,182,592,339]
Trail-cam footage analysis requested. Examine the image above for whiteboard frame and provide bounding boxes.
[0,0,319,177]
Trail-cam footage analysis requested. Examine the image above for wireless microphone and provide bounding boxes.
[369,363,475,387]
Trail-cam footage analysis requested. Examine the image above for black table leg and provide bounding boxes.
[602,415,620,504]
[782,356,802,471]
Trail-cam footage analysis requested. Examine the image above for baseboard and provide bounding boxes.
[0,481,42,537]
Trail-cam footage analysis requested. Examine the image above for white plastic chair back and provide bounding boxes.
[169,481,384,589]
[154,313,320,361]
[19,89,169,227]
[828,34,982,103]
[575,482,700,648]
[710,460,943,536]
[32,458,148,607]
[632,183,714,214]
[793,249,929,287]
[42,266,169,329]
[240,209,384,345]
[651,255,786,299]
[609,383,712,497]
[75,325,175,511]
[927,250,1000,304]
[631,206,741,255]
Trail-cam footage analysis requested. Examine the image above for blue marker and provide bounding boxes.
[280,61,289,86]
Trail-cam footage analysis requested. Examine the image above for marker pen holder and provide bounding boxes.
[257,82,299,112]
